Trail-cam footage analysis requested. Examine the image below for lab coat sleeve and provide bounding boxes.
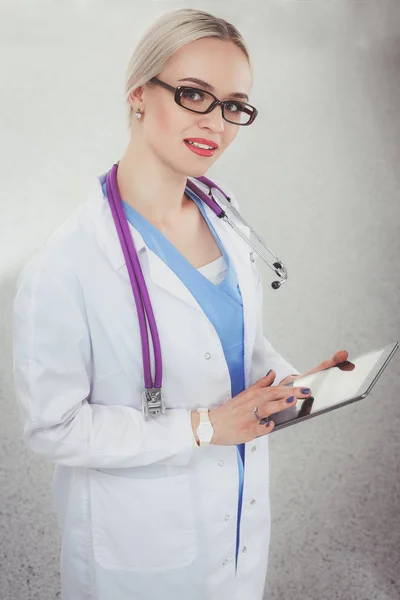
[213,178,301,385]
[12,256,199,469]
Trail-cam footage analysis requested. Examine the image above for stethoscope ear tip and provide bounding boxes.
[271,281,281,290]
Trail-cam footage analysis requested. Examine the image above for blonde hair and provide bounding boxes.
[124,8,252,128]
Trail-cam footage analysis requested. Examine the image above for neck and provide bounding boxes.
[116,137,191,226]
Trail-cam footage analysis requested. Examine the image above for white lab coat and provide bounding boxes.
[12,174,299,600]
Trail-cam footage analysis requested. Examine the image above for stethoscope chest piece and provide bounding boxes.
[142,388,166,420]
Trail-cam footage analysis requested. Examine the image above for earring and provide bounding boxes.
[135,107,143,120]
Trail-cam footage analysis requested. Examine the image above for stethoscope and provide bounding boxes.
[105,162,288,420]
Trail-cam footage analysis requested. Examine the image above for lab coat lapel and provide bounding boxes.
[144,249,203,312]
[90,177,207,313]
[203,204,258,388]
[116,226,204,313]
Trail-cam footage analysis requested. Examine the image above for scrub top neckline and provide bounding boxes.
[197,254,226,272]
[119,186,231,288]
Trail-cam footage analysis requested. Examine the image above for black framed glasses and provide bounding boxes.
[149,76,258,126]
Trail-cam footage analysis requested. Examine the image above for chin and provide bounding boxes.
[171,148,219,179]
[185,166,211,178]
[184,159,219,178]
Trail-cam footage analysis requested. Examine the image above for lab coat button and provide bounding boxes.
[250,252,255,262]
[251,445,256,452]
[205,352,211,360]
[218,460,224,467]
[222,559,229,566]
[242,546,247,553]
[250,499,256,505]
[224,514,231,521]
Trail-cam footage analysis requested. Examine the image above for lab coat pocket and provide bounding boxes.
[89,469,198,571]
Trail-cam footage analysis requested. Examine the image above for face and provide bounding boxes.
[129,37,253,178]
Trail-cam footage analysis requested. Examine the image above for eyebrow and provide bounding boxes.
[177,77,249,102]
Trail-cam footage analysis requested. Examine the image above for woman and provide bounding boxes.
[12,8,347,600]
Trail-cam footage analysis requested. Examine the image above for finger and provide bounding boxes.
[333,349,348,364]
[258,386,312,419]
[272,394,300,413]
[255,418,275,438]
[252,369,276,389]
[259,383,311,404]
[300,349,348,378]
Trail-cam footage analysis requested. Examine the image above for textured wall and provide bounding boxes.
[1,1,399,598]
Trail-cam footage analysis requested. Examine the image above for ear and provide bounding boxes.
[128,85,145,108]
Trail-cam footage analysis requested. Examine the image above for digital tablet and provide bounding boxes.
[269,341,399,432]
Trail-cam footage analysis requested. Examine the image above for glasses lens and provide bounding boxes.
[179,88,215,113]
[179,87,253,125]
[223,101,253,125]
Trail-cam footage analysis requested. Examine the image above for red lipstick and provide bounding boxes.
[184,138,219,149]
[183,137,219,157]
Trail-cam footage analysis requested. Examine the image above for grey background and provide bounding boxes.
[1,1,399,599]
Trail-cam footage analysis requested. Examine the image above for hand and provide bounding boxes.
[208,369,312,445]
[278,349,349,386]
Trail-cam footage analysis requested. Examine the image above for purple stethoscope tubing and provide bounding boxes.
[105,162,287,416]
[106,163,162,389]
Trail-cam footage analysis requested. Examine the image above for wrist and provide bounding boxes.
[190,410,200,446]
[207,409,217,444]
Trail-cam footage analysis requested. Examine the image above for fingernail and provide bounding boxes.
[301,388,310,394]
[266,369,272,376]
[286,396,295,403]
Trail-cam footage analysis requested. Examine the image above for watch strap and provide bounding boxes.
[196,408,214,446]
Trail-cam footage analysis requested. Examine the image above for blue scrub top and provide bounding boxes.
[101,176,246,572]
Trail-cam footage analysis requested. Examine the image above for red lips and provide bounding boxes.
[184,138,219,149]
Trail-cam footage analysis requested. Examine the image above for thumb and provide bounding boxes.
[253,369,276,389]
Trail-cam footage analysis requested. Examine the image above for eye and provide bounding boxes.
[225,101,244,113]
[182,88,206,102]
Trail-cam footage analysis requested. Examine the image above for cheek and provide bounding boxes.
[223,128,239,149]
[149,107,191,154]
[151,102,184,136]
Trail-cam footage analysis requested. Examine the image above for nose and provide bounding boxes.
[199,103,225,133]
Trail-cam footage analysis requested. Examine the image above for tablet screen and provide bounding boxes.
[270,342,398,430]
